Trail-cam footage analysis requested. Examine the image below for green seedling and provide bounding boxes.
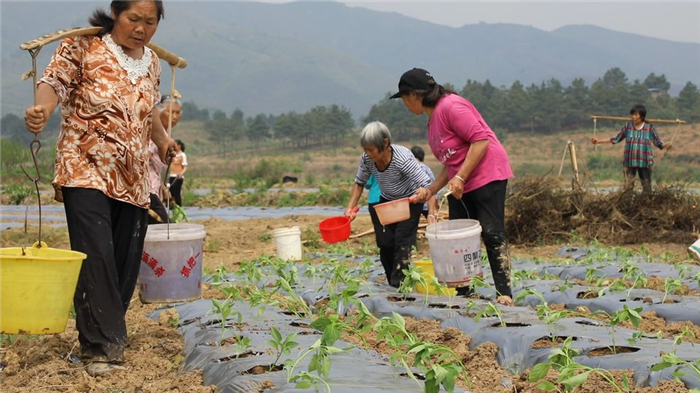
[516,288,572,341]
[552,278,574,293]
[286,315,354,391]
[233,333,252,357]
[276,276,313,318]
[663,277,683,303]
[674,262,691,279]
[209,265,231,286]
[209,298,243,345]
[275,264,299,287]
[235,261,263,283]
[358,257,375,275]
[672,326,697,348]
[408,341,466,393]
[267,326,298,370]
[473,302,505,327]
[327,280,360,314]
[651,352,700,390]
[467,275,492,296]
[399,265,430,304]
[529,337,631,392]
[627,331,645,346]
[608,305,643,354]
[374,313,469,393]
[429,276,456,305]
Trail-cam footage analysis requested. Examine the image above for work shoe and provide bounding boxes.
[86,361,125,376]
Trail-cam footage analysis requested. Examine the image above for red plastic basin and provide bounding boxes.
[319,216,351,243]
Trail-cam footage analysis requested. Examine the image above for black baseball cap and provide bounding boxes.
[390,68,434,99]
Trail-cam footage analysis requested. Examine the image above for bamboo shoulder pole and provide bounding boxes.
[590,115,685,125]
[20,26,187,68]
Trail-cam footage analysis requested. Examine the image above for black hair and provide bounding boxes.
[176,139,185,152]
[410,146,425,162]
[630,104,647,121]
[90,1,165,37]
[405,77,457,108]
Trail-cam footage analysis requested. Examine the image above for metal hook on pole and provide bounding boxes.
[20,47,44,247]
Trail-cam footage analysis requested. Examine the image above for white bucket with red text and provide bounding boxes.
[138,223,206,303]
[424,219,483,287]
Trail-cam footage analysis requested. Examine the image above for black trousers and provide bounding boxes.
[63,187,148,362]
[168,176,183,207]
[624,166,652,194]
[148,193,168,224]
[448,180,512,298]
[368,198,423,287]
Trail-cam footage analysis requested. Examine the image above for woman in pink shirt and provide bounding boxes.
[393,68,514,306]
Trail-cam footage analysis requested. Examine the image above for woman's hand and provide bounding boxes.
[447,176,465,200]
[159,138,178,163]
[664,142,673,150]
[496,295,513,307]
[24,105,51,134]
[410,187,432,204]
[344,206,359,222]
[427,213,437,225]
[590,137,600,145]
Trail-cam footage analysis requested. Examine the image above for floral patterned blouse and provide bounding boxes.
[40,34,161,208]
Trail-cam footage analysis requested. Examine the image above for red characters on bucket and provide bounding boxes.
[180,252,200,277]
[142,251,166,277]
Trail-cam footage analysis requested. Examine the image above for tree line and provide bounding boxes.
[365,68,700,140]
[188,104,355,155]
[2,67,698,147]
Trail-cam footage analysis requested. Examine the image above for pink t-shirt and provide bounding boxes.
[428,94,513,193]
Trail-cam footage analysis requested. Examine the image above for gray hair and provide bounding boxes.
[360,121,392,152]
[158,95,181,110]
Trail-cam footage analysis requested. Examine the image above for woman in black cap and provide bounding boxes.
[394,68,514,306]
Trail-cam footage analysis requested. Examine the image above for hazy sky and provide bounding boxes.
[260,1,700,44]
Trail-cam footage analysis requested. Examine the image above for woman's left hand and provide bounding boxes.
[159,138,178,162]
[448,176,465,199]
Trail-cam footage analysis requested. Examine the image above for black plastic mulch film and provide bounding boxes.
[151,247,700,392]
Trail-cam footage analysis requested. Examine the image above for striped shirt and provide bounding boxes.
[355,144,432,200]
[611,122,665,167]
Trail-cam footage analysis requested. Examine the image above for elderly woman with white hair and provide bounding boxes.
[345,121,432,287]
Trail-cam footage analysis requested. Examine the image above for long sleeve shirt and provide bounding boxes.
[611,122,665,168]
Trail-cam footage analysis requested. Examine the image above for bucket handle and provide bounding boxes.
[430,190,470,235]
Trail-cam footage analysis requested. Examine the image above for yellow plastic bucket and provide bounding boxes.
[1,242,86,334]
[413,259,456,296]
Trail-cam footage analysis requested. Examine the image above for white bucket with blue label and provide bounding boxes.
[425,219,483,288]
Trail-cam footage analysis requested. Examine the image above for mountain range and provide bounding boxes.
[2,1,698,119]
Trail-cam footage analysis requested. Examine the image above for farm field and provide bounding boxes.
[1,211,699,392]
[1,120,699,392]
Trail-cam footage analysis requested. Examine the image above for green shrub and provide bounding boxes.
[2,183,32,205]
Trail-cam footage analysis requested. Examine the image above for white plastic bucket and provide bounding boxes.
[689,238,700,262]
[138,223,206,303]
[424,219,483,287]
[274,226,302,261]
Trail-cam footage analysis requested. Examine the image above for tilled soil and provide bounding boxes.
[0,215,696,392]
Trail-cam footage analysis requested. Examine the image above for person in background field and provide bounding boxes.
[345,122,432,287]
[23,0,175,375]
[394,68,514,306]
[364,173,381,206]
[148,94,181,224]
[591,104,672,195]
[410,145,438,223]
[168,139,187,207]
